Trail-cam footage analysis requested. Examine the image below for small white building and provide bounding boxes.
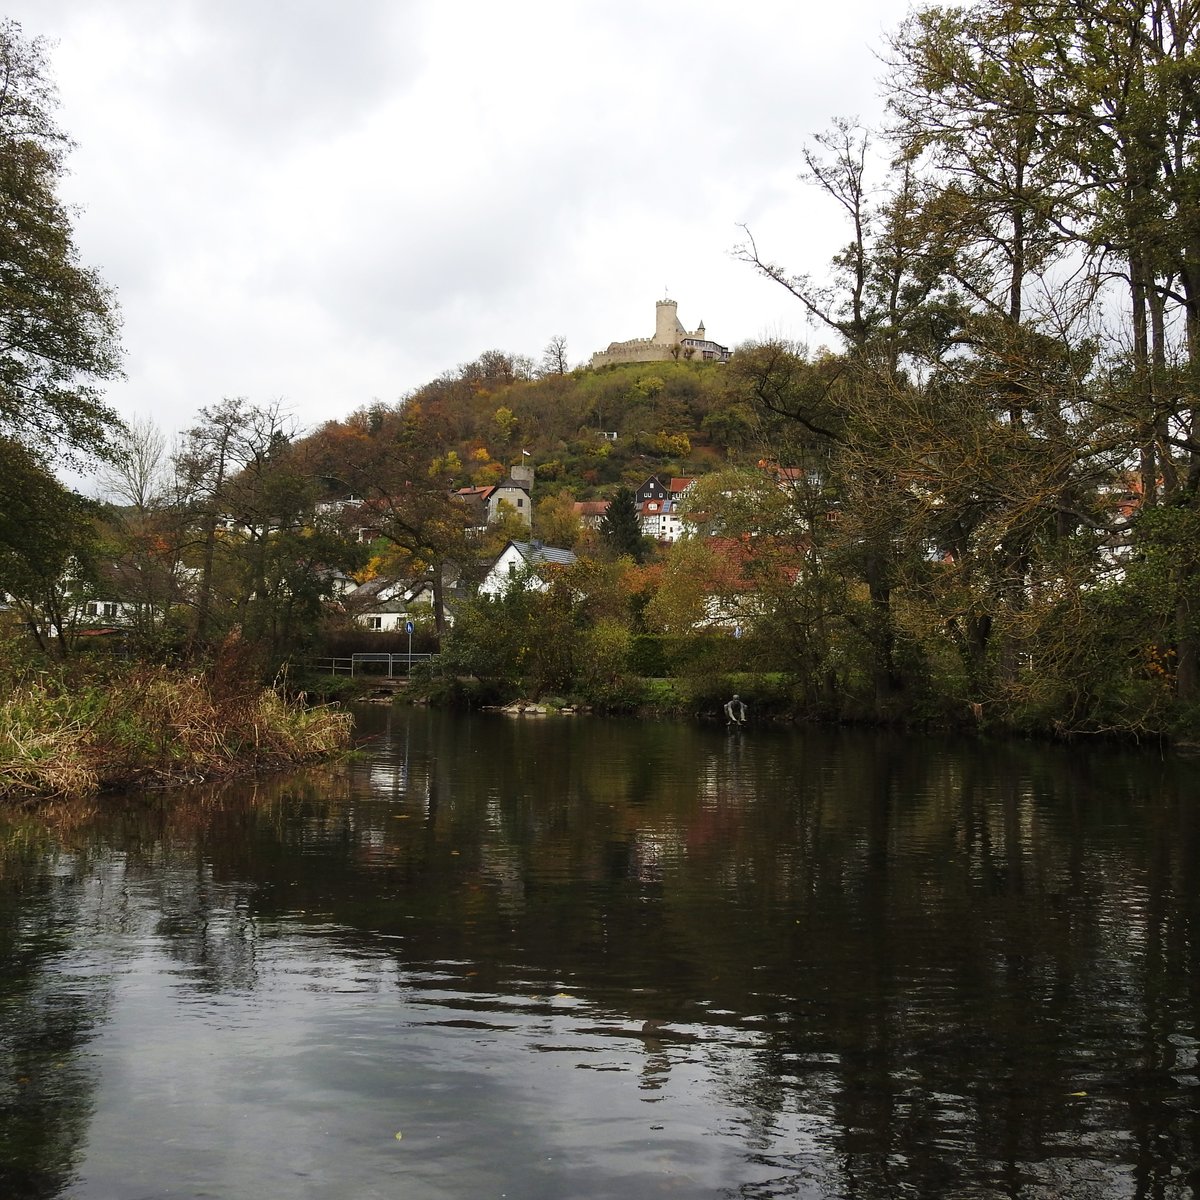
[478,540,578,597]
[77,598,139,624]
[344,576,454,630]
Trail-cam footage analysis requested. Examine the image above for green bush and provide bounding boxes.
[629,634,668,677]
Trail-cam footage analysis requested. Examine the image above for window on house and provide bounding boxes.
[367,616,383,631]
[86,602,99,616]
[517,498,524,508]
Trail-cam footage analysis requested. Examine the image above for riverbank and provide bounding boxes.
[0,665,352,803]
[405,669,1183,747]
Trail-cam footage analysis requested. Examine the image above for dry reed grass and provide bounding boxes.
[0,665,352,803]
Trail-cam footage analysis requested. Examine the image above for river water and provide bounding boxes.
[1,707,1198,1199]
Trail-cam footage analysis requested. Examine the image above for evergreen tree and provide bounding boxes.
[599,487,646,561]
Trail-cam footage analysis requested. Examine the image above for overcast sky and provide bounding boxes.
[9,0,917,450]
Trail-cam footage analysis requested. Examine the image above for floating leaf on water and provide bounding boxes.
[1068,1091,1088,1097]
[395,1131,403,1141]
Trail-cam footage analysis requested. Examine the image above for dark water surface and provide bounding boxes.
[2,708,1199,1199]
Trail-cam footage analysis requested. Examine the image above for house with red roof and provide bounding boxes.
[635,475,695,543]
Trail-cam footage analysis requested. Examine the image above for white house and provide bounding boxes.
[344,576,455,630]
[639,497,687,542]
[77,598,139,624]
[478,540,578,597]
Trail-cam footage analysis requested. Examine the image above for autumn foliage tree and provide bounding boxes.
[722,0,1200,732]
[309,402,472,634]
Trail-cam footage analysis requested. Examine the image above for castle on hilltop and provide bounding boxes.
[590,298,730,368]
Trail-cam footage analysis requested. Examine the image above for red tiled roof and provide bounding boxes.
[705,535,804,589]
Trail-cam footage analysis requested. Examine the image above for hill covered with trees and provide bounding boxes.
[307,349,750,500]
[8,0,1200,750]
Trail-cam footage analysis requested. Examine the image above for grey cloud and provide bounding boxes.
[180,3,422,145]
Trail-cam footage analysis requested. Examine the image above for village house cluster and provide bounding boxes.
[0,451,840,647]
[7,471,706,644]
[338,471,702,633]
[634,474,695,542]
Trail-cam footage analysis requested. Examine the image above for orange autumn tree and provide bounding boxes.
[307,403,471,635]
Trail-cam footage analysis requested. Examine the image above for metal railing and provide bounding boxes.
[310,653,434,678]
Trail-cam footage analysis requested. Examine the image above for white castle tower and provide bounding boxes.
[654,297,687,344]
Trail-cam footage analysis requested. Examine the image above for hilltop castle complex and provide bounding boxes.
[590,298,730,369]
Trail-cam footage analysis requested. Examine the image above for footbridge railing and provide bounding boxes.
[310,653,434,678]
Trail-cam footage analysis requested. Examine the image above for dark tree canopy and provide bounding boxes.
[599,486,646,561]
[0,19,122,465]
[0,435,87,590]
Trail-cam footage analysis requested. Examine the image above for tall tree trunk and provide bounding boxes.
[432,561,447,638]
[1130,250,1158,506]
[1175,257,1200,701]
[194,515,218,651]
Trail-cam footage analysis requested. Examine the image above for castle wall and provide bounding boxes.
[590,341,678,368]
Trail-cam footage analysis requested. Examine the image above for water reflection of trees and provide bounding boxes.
[0,829,106,1198]
[2,715,1198,1197]
[0,772,353,1198]
[333,714,1200,1198]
